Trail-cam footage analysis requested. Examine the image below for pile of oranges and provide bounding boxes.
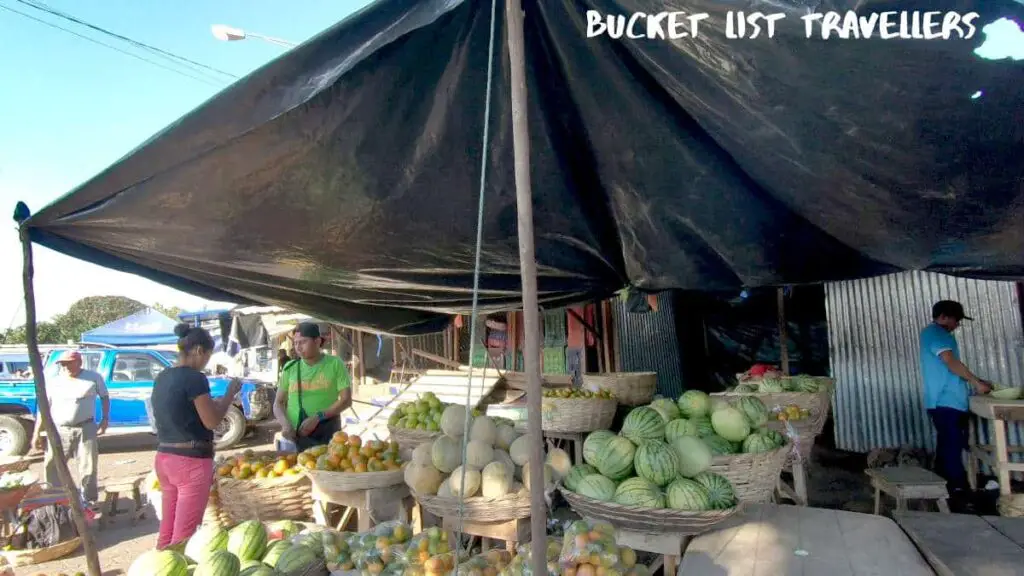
[297,432,404,473]
[216,449,303,480]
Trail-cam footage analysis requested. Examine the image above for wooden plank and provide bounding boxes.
[985,516,1024,549]
[681,504,932,575]
[895,511,1024,576]
[866,466,947,487]
[969,396,1024,420]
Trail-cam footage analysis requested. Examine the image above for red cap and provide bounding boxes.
[55,350,82,363]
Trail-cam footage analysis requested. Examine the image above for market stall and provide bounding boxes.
[968,394,1024,497]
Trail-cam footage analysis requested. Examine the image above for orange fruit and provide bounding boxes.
[347,435,362,448]
[354,462,368,473]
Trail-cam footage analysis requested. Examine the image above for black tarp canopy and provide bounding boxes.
[23,0,1024,335]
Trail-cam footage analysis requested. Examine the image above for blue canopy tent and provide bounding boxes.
[80,308,179,346]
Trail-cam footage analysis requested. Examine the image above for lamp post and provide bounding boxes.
[211,24,296,48]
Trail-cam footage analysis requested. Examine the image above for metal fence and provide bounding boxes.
[613,292,685,398]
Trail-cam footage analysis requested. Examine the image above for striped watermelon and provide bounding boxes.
[621,407,665,444]
[564,464,598,491]
[736,396,769,428]
[664,418,698,443]
[742,432,777,454]
[693,471,736,509]
[128,549,189,576]
[595,435,636,480]
[185,524,228,563]
[194,550,240,576]
[575,474,616,501]
[227,520,267,562]
[701,434,737,455]
[275,544,319,574]
[240,560,264,570]
[764,429,786,447]
[583,430,616,467]
[634,440,680,487]
[613,477,665,508]
[666,478,711,511]
[677,390,711,418]
[261,540,292,567]
[649,398,680,422]
[759,377,785,393]
[241,566,276,576]
[691,416,715,437]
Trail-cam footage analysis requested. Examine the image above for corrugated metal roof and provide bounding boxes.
[614,292,684,398]
[826,272,1024,456]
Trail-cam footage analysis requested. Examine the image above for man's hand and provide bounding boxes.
[279,421,297,441]
[227,378,243,398]
[298,415,320,437]
[974,379,993,395]
[97,419,109,436]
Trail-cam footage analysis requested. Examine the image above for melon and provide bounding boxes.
[664,418,698,443]
[436,477,453,497]
[241,560,263,571]
[583,430,616,467]
[595,435,636,481]
[613,477,665,508]
[691,416,715,437]
[789,374,819,393]
[522,461,554,493]
[621,407,666,444]
[275,545,319,575]
[545,446,572,480]
[671,435,713,478]
[470,416,498,446]
[261,540,291,567]
[634,440,680,487]
[411,442,433,466]
[701,434,738,455]
[763,429,786,447]
[194,550,240,576]
[481,461,513,498]
[185,524,228,563]
[692,471,736,509]
[128,550,189,576]
[564,464,598,491]
[710,406,751,442]
[677,390,711,418]
[736,396,769,428]
[440,404,470,437]
[741,432,778,454]
[649,398,681,422]
[509,435,532,466]
[492,449,516,474]
[465,440,494,469]
[666,478,711,511]
[227,520,267,562]
[709,396,732,414]
[733,383,756,393]
[449,465,482,497]
[265,520,300,542]
[241,566,276,576]
[758,377,785,393]
[575,474,616,501]
[431,435,462,473]
[496,424,519,450]
[405,461,444,495]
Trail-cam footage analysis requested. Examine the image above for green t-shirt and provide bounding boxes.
[278,355,351,428]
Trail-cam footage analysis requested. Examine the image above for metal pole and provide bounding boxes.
[777,287,790,375]
[19,226,102,576]
[505,0,547,572]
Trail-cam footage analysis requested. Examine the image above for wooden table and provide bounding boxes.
[968,396,1024,496]
[895,511,1024,575]
[680,504,933,575]
[311,484,413,532]
[866,466,950,514]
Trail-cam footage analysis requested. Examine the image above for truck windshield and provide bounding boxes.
[158,351,180,365]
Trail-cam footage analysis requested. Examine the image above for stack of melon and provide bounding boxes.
[731,373,824,394]
[403,404,572,501]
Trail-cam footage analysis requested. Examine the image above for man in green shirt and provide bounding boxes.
[274,323,352,451]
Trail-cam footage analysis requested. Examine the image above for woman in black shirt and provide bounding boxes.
[151,324,241,549]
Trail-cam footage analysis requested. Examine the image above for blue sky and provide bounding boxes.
[0,0,371,328]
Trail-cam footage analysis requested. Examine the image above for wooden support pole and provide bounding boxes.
[19,226,102,576]
[505,0,547,572]
[777,287,790,376]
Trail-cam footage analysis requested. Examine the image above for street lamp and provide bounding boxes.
[211,24,296,48]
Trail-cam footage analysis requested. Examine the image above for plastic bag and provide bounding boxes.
[499,541,560,576]
[456,549,513,576]
[559,519,643,576]
[401,551,457,576]
[401,526,452,567]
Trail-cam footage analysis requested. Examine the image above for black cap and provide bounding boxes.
[293,322,322,339]
[932,300,973,321]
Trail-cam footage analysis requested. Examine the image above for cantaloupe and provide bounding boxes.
[481,461,512,498]
[465,440,494,469]
[545,446,572,480]
[470,416,498,446]
[509,435,531,466]
[431,435,461,473]
[411,442,433,466]
[404,461,444,495]
[449,466,482,497]
[492,449,515,475]
[436,477,453,497]
[496,424,519,450]
[440,405,470,438]
[522,461,554,493]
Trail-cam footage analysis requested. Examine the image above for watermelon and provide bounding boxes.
[241,566,276,576]
[564,464,598,491]
[671,436,712,478]
[665,478,711,511]
[691,416,715,437]
[128,549,189,576]
[266,520,301,541]
[583,430,616,467]
[764,429,786,447]
[790,374,820,393]
[575,474,616,501]
[262,540,292,567]
[595,435,637,480]
[711,407,751,442]
[194,550,240,576]
[736,396,769,428]
[613,477,665,508]
[240,560,263,570]
[677,390,711,418]
[664,418,698,443]
[742,432,778,454]
[649,398,680,423]
[693,471,736,509]
[758,377,785,393]
[275,544,319,575]
[701,434,737,456]
[634,440,680,487]
[227,520,267,562]
[185,524,229,563]
[621,407,666,444]
[733,383,756,393]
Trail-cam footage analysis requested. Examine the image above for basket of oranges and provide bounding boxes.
[214,449,312,522]
[301,432,407,494]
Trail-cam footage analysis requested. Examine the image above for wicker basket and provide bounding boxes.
[707,445,790,503]
[0,536,80,567]
[388,427,442,460]
[0,480,35,513]
[305,467,405,493]
[582,372,656,406]
[541,398,616,433]
[0,460,30,476]
[412,490,533,521]
[560,488,740,535]
[216,472,312,523]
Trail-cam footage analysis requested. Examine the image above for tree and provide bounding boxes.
[50,296,147,343]
[152,303,184,321]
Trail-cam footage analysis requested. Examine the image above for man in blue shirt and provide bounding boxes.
[920,300,990,507]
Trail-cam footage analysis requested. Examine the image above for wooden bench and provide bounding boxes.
[866,466,950,515]
[99,476,147,529]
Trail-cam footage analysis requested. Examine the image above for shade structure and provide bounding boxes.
[80,308,180,346]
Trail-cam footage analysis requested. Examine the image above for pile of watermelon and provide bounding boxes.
[731,373,825,394]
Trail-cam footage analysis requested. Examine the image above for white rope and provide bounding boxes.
[454,0,501,564]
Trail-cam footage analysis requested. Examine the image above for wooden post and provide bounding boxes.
[356,329,365,391]
[777,287,790,375]
[504,0,548,572]
[19,227,102,576]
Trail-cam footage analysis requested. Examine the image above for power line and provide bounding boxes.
[16,0,239,80]
[0,3,228,88]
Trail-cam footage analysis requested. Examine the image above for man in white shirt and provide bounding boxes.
[31,350,109,505]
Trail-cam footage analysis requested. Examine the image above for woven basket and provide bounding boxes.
[388,427,442,460]
[707,445,790,503]
[0,536,80,567]
[412,490,533,521]
[305,467,405,493]
[560,488,740,535]
[216,472,312,523]
[0,480,35,512]
[541,398,616,433]
[998,494,1024,518]
[582,372,656,406]
[0,460,30,476]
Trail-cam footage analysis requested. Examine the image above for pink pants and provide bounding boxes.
[154,453,214,549]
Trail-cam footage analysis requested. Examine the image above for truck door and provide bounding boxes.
[105,351,169,427]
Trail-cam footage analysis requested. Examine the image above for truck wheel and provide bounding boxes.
[0,415,29,457]
[214,406,246,450]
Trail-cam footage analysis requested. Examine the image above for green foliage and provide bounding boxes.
[1,295,153,345]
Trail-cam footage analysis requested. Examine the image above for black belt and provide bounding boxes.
[159,440,213,449]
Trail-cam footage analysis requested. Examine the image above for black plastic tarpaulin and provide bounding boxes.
[23,0,1024,335]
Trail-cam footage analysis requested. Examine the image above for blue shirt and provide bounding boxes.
[920,323,968,411]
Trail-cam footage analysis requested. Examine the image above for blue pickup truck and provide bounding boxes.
[0,347,276,456]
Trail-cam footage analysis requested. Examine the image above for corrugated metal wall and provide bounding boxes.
[614,292,685,398]
[826,272,1024,456]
